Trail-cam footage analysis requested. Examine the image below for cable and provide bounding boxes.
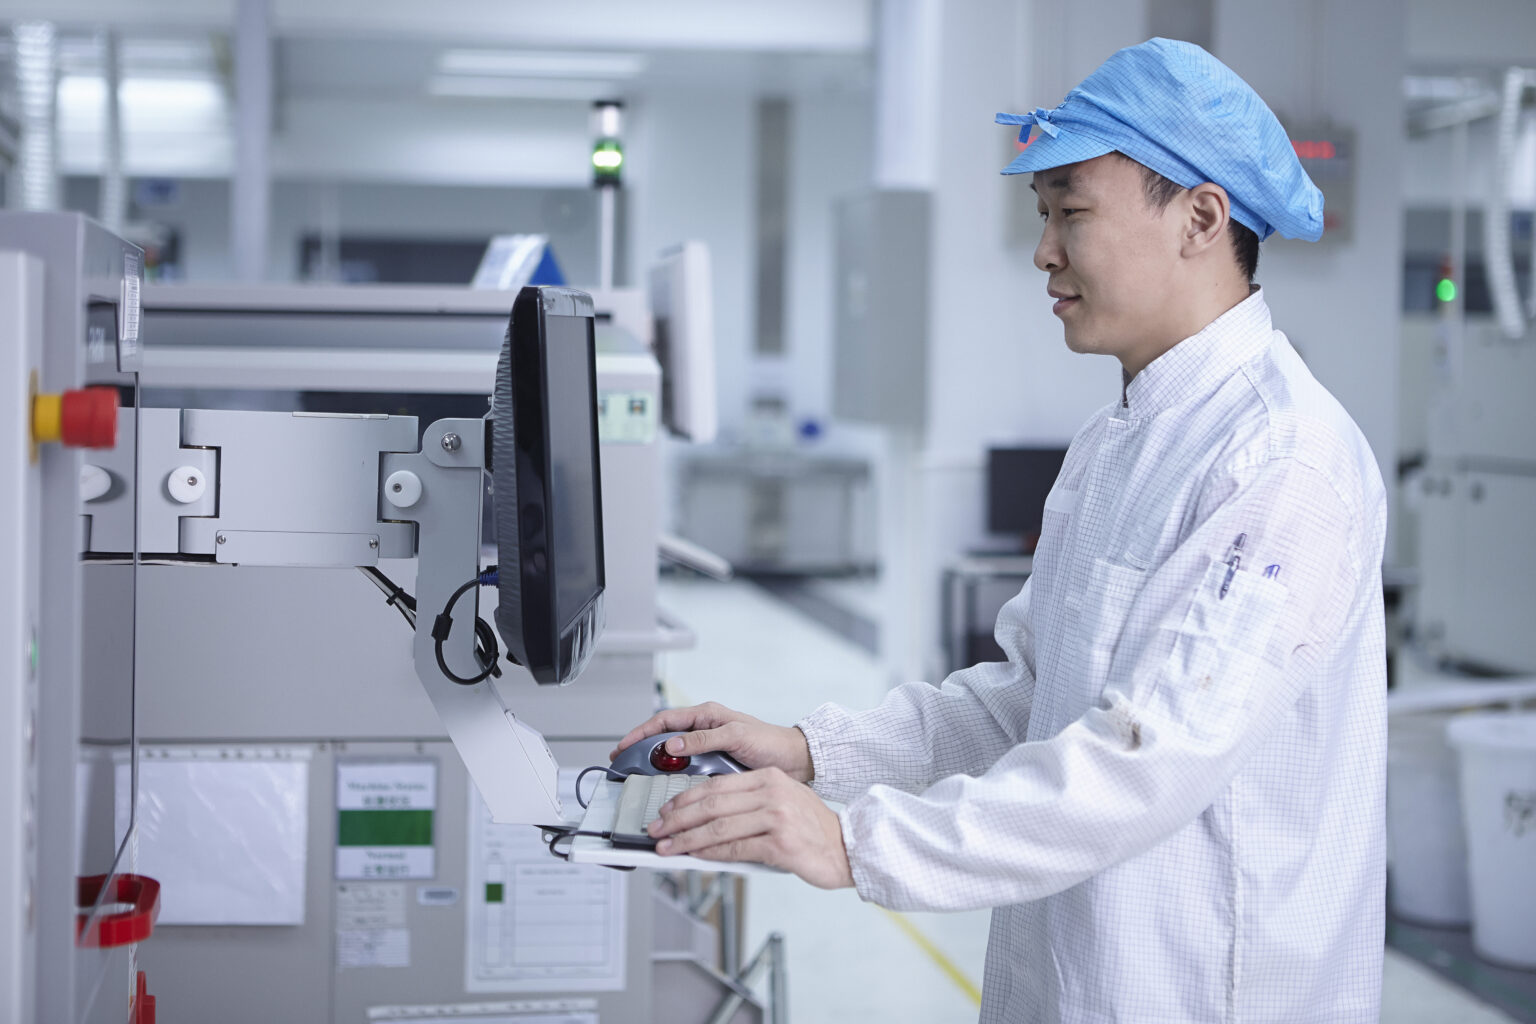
[359,566,417,627]
[537,825,636,870]
[574,765,616,809]
[433,575,502,685]
[361,566,503,684]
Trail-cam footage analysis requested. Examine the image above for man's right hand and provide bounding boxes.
[611,703,815,783]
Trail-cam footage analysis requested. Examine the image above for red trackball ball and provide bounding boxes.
[650,745,690,773]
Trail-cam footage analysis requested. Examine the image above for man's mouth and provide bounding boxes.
[1050,293,1080,315]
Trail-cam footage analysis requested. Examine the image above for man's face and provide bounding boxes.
[1032,154,1183,369]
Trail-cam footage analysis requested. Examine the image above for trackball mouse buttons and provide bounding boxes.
[650,743,690,773]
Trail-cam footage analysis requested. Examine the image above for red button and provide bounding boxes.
[60,388,118,449]
[650,745,690,773]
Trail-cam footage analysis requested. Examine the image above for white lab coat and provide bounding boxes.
[800,290,1387,1023]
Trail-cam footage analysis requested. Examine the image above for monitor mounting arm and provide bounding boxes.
[82,407,567,826]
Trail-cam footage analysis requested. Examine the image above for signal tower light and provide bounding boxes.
[592,100,624,188]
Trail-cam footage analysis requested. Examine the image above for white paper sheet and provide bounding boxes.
[114,746,310,926]
[464,770,626,993]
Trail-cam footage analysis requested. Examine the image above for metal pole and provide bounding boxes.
[703,933,775,1024]
[767,932,787,1024]
[598,185,615,291]
[231,0,272,282]
[99,32,127,234]
[719,874,740,977]
[13,21,59,211]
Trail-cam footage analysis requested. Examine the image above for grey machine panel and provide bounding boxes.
[132,740,653,1024]
[0,211,146,1024]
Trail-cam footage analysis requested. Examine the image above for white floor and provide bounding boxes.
[655,575,1520,1024]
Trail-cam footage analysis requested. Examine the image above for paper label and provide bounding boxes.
[337,761,437,880]
[339,928,410,969]
[337,883,410,968]
[596,390,657,444]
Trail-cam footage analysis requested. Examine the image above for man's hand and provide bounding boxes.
[647,768,854,890]
[611,703,814,783]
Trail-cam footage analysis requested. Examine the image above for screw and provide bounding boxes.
[391,482,402,492]
[187,475,198,486]
[368,538,379,550]
[441,432,461,452]
[216,534,226,544]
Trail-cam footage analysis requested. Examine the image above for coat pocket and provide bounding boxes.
[1153,558,1289,740]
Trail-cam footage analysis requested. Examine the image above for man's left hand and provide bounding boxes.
[648,768,855,890]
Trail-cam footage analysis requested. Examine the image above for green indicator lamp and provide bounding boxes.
[1435,278,1457,303]
[592,139,624,184]
[591,100,624,188]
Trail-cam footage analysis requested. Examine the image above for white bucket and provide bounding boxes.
[1387,713,1471,925]
[1445,713,1536,968]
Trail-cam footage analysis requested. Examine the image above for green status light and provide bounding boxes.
[592,139,624,185]
[1435,278,1457,303]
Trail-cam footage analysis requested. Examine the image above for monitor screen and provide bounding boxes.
[543,311,602,628]
[492,286,606,685]
[987,447,1068,551]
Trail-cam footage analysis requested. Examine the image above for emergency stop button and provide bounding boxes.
[33,388,118,449]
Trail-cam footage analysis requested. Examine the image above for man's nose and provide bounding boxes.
[1034,223,1064,273]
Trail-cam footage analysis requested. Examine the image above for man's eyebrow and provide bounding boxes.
[1028,170,1076,195]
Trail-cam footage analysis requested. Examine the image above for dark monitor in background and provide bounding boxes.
[986,446,1068,553]
[492,285,606,685]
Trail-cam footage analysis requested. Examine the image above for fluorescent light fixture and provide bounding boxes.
[1403,75,1487,102]
[438,49,646,79]
[427,76,622,101]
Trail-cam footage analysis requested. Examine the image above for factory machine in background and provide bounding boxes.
[0,212,763,1024]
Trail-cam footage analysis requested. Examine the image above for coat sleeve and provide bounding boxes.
[797,575,1039,804]
[835,457,1372,913]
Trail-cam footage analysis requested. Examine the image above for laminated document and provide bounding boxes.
[114,746,311,926]
[464,770,626,993]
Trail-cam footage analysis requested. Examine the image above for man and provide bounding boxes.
[615,38,1387,1022]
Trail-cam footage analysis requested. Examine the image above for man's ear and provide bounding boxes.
[1181,183,1230,257]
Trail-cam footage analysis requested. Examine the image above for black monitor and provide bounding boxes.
[492,286,606,685]
[986,446,1068,552]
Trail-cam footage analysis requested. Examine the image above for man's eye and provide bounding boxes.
[1060,208,1079,217]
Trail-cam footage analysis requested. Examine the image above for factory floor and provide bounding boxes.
[655,574,1523,1024]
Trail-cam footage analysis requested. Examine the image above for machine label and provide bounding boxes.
[596,390,657,444]
[337,882,411,968]
[336,761,437,880]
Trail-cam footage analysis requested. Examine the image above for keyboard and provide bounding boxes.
[609,773,712,847]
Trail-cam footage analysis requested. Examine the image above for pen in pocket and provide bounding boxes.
[1218,533,1246,599]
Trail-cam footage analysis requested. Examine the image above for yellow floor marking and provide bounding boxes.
[881,908,983,1007]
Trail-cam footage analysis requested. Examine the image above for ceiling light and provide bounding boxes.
[427,76,623,101]
[437,49,646,79]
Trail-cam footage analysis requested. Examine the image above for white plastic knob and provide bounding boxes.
[80,465,112,503]
[384,470,423,509]
[167,466,206,504]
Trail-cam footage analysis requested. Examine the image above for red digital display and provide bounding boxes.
[1292,139,1338,160]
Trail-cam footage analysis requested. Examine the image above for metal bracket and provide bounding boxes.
[383,417,565,825]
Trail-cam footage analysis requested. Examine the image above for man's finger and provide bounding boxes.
[611,705,720,756]
[655,809,775,857]
[650,780,761,837]
[684,836,778,867]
